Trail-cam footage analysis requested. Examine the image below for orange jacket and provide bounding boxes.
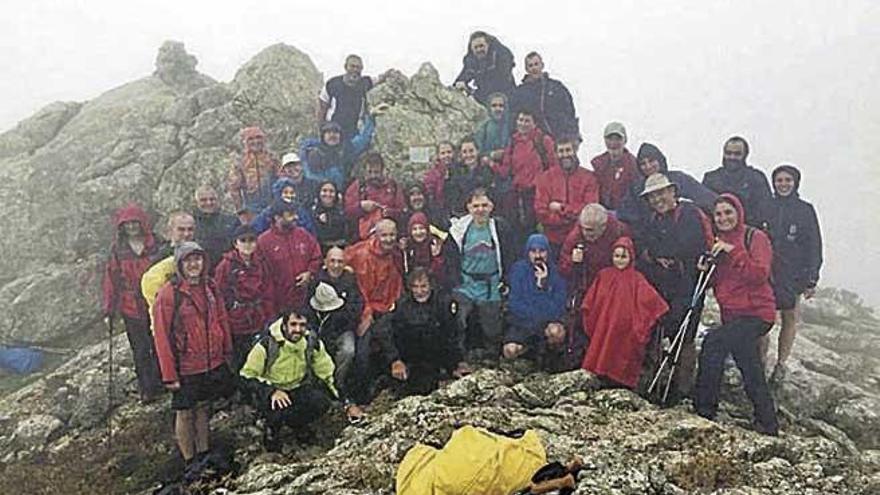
[345,238,404,320]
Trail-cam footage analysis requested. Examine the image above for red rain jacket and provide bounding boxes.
[345,237,404,320]
[590,150,640,211]
[534,165,599,244]
[213,250,275,335]
[101,204,158,320]
[559,215,631,292]
[496,128,559,192]
[581,237,668,388]
[257,225,323,312]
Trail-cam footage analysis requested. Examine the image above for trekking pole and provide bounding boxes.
[647,255,716,402]
[106,313,115,448]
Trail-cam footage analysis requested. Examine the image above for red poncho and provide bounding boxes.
[581,237,668,388]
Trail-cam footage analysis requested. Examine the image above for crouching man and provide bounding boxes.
[376,268,471,396]
[503,234,568,364]
[240,309,338,451]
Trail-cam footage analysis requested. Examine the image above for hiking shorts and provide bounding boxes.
[773,282,799,311]
[171,364,235,410]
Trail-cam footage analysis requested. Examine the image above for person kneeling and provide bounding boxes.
[377,268,471,396]
[503,234,568,364]
[240,310,338,451]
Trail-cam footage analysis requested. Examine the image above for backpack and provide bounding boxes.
[691,206,757,253]
[250,328,321,384]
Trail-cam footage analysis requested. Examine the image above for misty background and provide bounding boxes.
[2,0,877,305]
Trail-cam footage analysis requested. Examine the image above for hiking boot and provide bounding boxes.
[182,456,208,484]
[769,363,787,385]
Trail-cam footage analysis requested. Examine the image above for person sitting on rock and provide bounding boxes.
[443,188,515,357]
[510,52,578,139]
[422,141,455,219]
[694,194,779,436]
[317,54,383,141]
[344,152,406,241]
[474,92,513,172]
[256,201,323,314]
[251,176,316,236]
[590,122,639,211]
[761,164,823,384]
[581,237,668,389]
[277,151,319,208]
[240,309,338,451]
[227,126,279,212]
[192,185,239,276]
[311,180,349,252]
[301,116,375,191]
[444,137,497,218]
[344,219,405,405]
[534,135,599,258]
[102,203,164,403]
[453,31,516,106]
[152,242,235,482]
[503,234,568,363]
[402,212,445,284]
[374,268,471,396]
[494,109,559,239]
[213,224,275,372]
[141,211,196,321]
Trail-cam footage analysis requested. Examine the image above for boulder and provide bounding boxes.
[367,63,487,181]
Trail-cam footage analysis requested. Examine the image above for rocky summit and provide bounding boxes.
[0,42,878,494]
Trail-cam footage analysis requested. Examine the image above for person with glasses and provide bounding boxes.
[213,224,275,371]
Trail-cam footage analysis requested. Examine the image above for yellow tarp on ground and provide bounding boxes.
[396,425,546,495]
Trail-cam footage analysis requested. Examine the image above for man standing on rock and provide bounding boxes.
[152,242,235,482]
[192,185,239,276]
[443,189,515,357]
[510,52,578,139]
[227,126,279,213]
[454,31,516,105]
[257,201,323,314]
[141,211,196,321]
[102,203,164,402]
[534,136,599,258]
[702,136,772,228]
[344,219,404,405]
[590,122,639,211]
[317,54,382,141]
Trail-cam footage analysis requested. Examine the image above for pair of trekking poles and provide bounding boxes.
[647,252,718,404]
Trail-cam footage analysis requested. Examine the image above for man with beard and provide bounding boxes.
[344,219,405,405]
[503,234,567,362]
[256,201,323,314]
[301,116,375,190]
[590,122,639,211]
[192,185,239,276]
[453,31,516,105]
[510,52,578,139]
[344,152,406,240]
[702,136,772,228]
[317,55,382,140]
[227,126,279,212]
[374,268,471,396]
[534,136,599,257]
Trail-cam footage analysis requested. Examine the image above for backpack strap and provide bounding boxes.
[744,226,756,252]
[532,132,550,171]
[258,332,281,376]
[168,278,185,374]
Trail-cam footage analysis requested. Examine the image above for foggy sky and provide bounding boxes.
[2,0,878,305]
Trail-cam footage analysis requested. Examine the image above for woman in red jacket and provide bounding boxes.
[694,193,779,435]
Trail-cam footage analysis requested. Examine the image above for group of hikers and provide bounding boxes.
[101,31,824,484]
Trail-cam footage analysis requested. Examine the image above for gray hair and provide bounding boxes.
[578,203,608,227]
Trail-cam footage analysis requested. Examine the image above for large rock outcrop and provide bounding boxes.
[0,290,877,493]
[0,42,480,348]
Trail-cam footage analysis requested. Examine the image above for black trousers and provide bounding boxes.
[695,317,779,433]
[260,384,332,430]
[122,316,164,398]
